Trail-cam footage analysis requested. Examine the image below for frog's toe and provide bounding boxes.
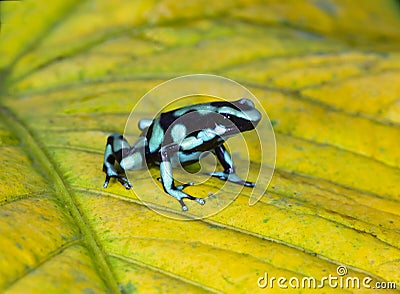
[179,197,204,210]
[103,174,132,189]
[103,176,111,188]
[176,182,194,191]
[231,176,256,187]
[178,200,188,211]
[208,171,227,181]
[195,198,206,205]
[121,181,132,189]
[158,177,194,191]
[103,174,120,189]
[209,171,256,188]
[243,181,256,188]
[176,195,205,211]
[116,175,132,189]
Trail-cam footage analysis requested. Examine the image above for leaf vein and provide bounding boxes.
[0,106,120,293]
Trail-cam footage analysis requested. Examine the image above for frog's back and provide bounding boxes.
[142,99,260,165]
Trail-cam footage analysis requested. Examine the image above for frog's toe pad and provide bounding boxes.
[121,181,132,189]
[244,181,256,188]
[179,200,188,211]
[196,198,206,205]
[117,176,132,189]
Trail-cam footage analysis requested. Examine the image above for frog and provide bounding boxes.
[102,98,261,211]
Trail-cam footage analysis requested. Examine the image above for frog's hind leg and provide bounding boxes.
[159,145,205,211]
[102,133,132,189]
[209,144,255,187]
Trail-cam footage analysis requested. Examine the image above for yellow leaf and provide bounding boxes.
[1,0,400,293]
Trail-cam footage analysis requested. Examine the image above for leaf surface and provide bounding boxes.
[1,0,400,292]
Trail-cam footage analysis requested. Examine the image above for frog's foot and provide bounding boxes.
[208,171,255,187]
[157,177,205,211]
[103,173,132,190]
[178,195,205,211]
[157,177,194,191]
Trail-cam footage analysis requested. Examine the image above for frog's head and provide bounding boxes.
[215,98,261,134]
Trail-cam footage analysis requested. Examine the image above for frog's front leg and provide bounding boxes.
[102,133,133,189]
[209,144,255,187]
[160,145,205,211]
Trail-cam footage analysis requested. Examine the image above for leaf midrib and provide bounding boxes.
[0,106,120,293]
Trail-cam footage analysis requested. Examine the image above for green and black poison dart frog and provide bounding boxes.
[102,98,261,211]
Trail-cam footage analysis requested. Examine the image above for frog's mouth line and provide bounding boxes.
[227,120,258,135]
[220,124,245,139]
